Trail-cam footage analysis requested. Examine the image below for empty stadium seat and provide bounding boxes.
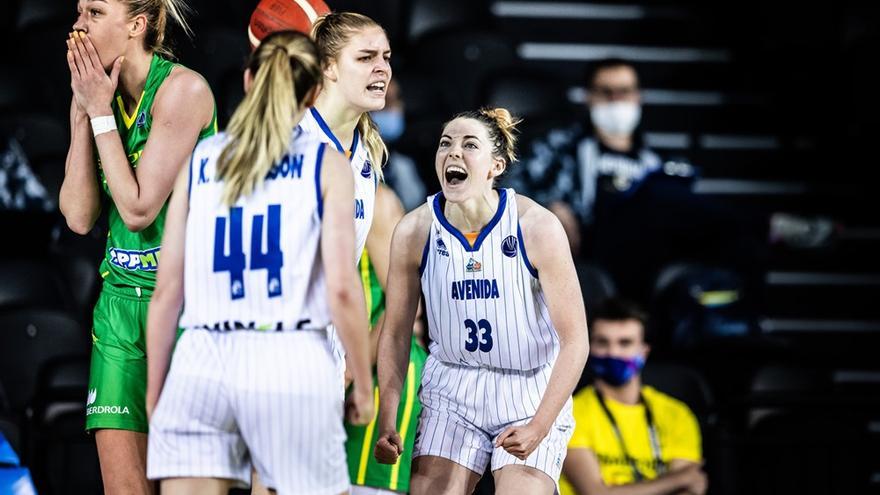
[0,259,68,311]
[27,357,99,495]
[642,361,716,424]
[50,252,102,326]
[409,30,517,112]
[0,309,89,412]
[480,70,571,122]
[740,410,878,495]
[0,113,67,164]
[405,0,490,42]
[572,262,617,314]
[650,262,761,350]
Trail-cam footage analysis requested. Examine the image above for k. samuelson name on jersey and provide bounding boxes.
[181,132,334,334]
[196,153,306,186]
[451,279,500,300]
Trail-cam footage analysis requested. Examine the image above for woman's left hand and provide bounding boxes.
[67,31,123,117]
[494,420,551,460]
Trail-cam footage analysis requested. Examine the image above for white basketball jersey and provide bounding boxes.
[298,107,376,261]
[179,130,332,332]
[420,188,559,371]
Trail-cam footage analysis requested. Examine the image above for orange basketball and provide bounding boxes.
[248,0,331,49]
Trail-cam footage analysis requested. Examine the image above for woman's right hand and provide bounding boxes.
[345,382,375,426]
[374,429,404,464]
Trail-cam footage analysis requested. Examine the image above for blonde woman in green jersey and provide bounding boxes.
[60,0,215,492]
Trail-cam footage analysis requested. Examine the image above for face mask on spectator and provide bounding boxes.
[372,108,405,143]
[590,101,641,137]
[588,354,645,386]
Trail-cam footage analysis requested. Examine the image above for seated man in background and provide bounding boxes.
[507,58,834,303]
[560,298,707,495]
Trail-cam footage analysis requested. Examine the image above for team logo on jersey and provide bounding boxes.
[501,235,518,258]
[109,246,161,271]
[135,111,147,129]
[360,160,372,179]
[436,238,449,257]
[466,258,482,272]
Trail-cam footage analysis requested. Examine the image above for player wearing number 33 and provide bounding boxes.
[375,108,591,494]
[143,31,373,495]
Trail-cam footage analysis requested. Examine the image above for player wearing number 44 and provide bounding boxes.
[144,31,373,495]
[375,107,590,494]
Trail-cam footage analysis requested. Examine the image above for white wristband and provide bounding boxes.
[91,115,117,137]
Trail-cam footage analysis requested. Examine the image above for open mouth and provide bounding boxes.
[366,81,386,94]
[445,165,468,185]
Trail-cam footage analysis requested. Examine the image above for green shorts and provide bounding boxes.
[345,337,427,493]
[85,283,152,433]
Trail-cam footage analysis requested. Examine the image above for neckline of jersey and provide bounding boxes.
[309,107,359,159]
[116,53,161,129]
[433,189,508,252]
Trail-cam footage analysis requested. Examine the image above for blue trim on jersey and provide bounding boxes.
[187,149,196,200]
[433,189,508,252]
[419,230,430,276]
[310,108,343,152]
[315,143,326,219]
[309,107,360,158]
[349,126,360,158]
[517,222,538,278]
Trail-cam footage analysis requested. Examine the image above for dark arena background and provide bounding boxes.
[1,1,879,494]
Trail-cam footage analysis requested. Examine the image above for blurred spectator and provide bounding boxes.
[507,58,834,302]
[371,79,426,211]
[560,298,707,495]
[0,134,53,213]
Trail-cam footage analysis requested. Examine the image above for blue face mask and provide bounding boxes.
[372,108,405,143]
[588,355,645,386]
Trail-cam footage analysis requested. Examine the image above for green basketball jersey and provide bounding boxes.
[98,54,217,289]
[347,252,427,492]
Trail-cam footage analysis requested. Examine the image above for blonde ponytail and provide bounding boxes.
[216,31,322,206]
[357,113,387,180]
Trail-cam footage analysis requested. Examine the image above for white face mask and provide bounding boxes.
[590,101,642,137]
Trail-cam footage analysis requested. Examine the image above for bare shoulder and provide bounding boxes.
[515,193,568,265]
[392,203,432,263]
[396,203,432,243]
[516,193,563,238]
[154,67,214,119]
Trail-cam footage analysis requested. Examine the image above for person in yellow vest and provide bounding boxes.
[560,298,707,495]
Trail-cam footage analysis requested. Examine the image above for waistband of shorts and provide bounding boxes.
[101,282,153,300]
[430,355,549,375]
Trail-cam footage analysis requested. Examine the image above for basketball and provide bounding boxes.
[247,0,332,49]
